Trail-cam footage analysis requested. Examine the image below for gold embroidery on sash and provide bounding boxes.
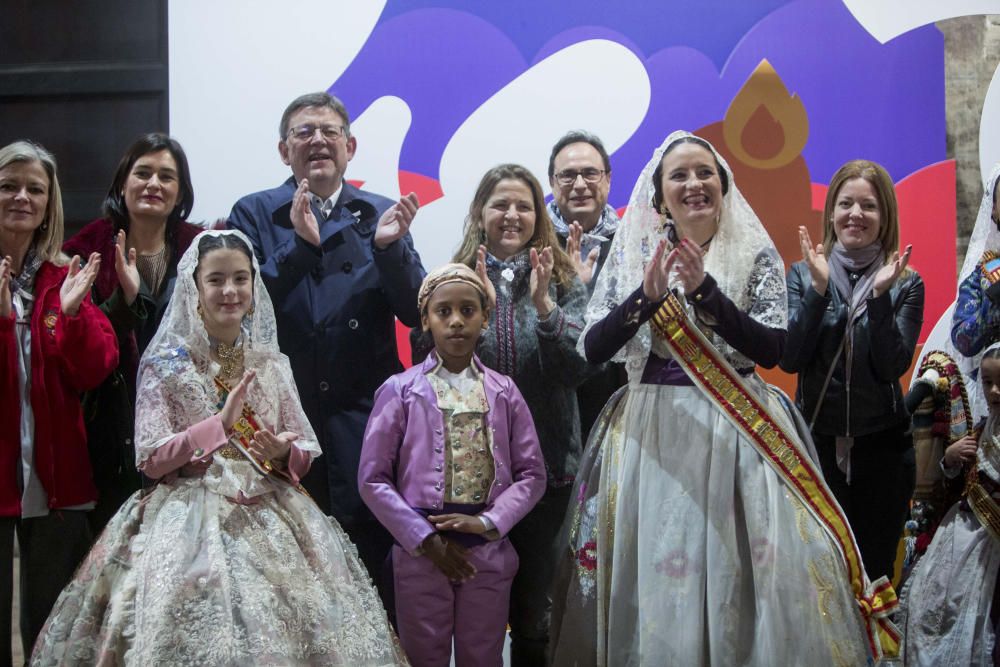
[648,292,899,659]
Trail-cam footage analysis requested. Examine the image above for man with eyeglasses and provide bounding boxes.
[547,130,625,445]
[547,130,619,289]
[228,92,425,595]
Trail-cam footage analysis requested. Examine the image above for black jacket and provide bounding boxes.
[780,261,924,438]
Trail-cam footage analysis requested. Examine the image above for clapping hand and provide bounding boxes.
[642,239,672,300]
[668,239,706,294]
[250,429,297,465]
[474,245,497,311]
[566,221,600,285]
[0,257,11,319]
[530,246,556,317]
[114,230,140,305]
[219,370,256,432]
[291,179,321,247]
[60,252,101,317]
[798,226,829,296]
[872,245,912,298]
[374,192,420,249]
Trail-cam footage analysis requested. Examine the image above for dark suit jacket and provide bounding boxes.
[229,178,425,521]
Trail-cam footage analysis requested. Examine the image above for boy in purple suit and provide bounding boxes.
[360,263,545,667]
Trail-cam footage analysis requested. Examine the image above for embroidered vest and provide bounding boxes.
[426,372,494,503]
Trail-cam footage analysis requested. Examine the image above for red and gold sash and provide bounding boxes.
[966,426,1000,543]
[650,292,900,660]
[213,377,308,497]
[214,376,272,475]
[966,478,1000,543]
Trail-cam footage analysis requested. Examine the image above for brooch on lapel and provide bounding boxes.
[43,309,58,336]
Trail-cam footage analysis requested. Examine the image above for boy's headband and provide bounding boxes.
[417,263,488,315]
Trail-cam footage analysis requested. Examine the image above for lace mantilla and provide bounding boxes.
[582,130,787,381]
[915,162,1000,419]
[135,230,320,480]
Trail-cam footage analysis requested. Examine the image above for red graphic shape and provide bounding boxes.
[398,170,444,206]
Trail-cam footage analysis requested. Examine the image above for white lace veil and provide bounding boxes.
[582,130,785,381]
[135,229,319,462]
[913,163,1000,420]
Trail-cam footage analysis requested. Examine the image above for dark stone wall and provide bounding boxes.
[940,15,1000,272]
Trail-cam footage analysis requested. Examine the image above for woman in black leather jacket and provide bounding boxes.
[781,159,924,582]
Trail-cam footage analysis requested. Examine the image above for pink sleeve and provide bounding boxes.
[285,444,312,484]
[139,414,229,479]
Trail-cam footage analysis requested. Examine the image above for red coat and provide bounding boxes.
[0,261,119,516]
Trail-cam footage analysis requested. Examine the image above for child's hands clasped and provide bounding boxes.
[422,533,476,582]
[944,434,978,469]
[428,513,487,534]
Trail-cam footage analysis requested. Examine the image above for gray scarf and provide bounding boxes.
[828,241,883,481]
[547,201,619,260]
[829,241,883,328]
[9,245,42,303]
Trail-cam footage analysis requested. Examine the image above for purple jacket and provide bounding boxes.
[359,352,546,555]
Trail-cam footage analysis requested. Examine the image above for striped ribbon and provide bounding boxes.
[650,292,900,659]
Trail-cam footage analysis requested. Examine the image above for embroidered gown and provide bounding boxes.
[30,230,407,667]
[548,132,873,666]
[900,412,1000,666]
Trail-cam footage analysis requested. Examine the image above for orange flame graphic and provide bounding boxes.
[723,59,809,170]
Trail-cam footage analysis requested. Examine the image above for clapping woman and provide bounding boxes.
[0,140,117,663]
[782,160,923,583]
[63,133,202,531]
[550,133,878,665]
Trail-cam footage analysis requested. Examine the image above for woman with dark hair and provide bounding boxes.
[415,163,591,665]
[64,133,203,531]
[0,140,117,663]
[550,133,877,665]
[782,159,923,583]
[31,230,407,666]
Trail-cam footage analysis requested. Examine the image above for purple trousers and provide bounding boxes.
[393,538,519,667]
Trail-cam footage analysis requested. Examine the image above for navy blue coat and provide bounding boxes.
[229,178,425,523]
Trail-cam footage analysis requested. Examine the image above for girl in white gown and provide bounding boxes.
[31,229,408,666]
[901,342,1000,666]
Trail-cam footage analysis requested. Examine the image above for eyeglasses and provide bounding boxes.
[554,168,606,187]
[287,123,347,142]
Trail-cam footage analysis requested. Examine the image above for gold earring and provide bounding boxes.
[197,303,204,318]
[247,302,255,316]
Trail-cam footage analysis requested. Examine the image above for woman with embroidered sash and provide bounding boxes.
[30,229,407,666]
[900,343,1000,665]
[548,132,886,666]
